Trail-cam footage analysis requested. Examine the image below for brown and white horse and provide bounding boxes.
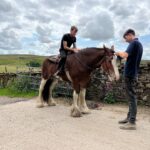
[37,46,120,117]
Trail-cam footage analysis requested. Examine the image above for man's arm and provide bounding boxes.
[73,42,76,48]
[115,52,128,58]
[63,41,80,53]
[115,41,135,58]
[63,41,76,52]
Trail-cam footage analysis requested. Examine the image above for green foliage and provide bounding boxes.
[0,76,38,98]
[7,76,33,93]
[0,88,37,98]
[104,91,116,104]
[26,61,41,67]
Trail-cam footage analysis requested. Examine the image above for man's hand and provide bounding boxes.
[115,52,128,58]
[73,48,80,53]
[115,52,119,56]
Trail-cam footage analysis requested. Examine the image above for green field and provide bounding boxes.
[0,54,46,73]
[0,54,149,73]
[0,88,38,98]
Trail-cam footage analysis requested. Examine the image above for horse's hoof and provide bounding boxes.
[71,107,82,117]
[80,107,91,114]
[48,102,57,106]
[36,104,44,108]
[82,109,91,114]
[48,102,56,106]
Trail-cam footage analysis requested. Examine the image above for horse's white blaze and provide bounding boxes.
[112,56,120,81]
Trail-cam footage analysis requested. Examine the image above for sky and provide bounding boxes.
[0,0,150,59]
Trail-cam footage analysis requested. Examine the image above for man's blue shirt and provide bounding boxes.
[124,38,143,78]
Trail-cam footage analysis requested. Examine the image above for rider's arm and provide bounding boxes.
[73,42,77,48]
[63,41,75,52]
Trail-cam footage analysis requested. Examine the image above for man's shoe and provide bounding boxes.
[120,122,136,130]
[118,118,129,124]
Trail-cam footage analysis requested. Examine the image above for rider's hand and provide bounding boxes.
[73,48,80,53]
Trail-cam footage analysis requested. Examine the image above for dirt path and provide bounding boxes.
[0,97,150,150]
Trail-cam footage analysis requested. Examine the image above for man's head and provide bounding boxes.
[70,26,78,37]
[123,29,135,43]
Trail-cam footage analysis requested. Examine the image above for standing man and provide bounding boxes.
[57,26,80,74]
[115,29,143,130]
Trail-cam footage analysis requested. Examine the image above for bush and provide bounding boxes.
[26,61,41,67]
[7,76,33,93]
[104,91,116,104]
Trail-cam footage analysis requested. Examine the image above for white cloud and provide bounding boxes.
[0,0,149,59]
[78,11,114,40]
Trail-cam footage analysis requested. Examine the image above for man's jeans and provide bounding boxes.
[58,50,67,72]
[125,77,137,123]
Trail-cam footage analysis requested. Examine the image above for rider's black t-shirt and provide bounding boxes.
[60,33,76,53]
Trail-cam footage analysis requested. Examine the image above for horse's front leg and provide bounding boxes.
[48,79,58,106]
[37,78,47,108]
[71,90,82,117]
[79,88,91,114]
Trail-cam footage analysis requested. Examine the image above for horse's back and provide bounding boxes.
[42,57,58,79]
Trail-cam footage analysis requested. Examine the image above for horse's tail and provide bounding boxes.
[42,78,54,103]
[41,58,57,103]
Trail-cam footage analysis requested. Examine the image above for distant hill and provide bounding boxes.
[0,54,46,66]
[0,54,149,73]
[0,54,47,73]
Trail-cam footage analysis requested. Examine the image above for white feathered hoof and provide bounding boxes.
[71,107,82,117]
[48,101,57,106]
[80,107,91,114]
[36,103,44,108]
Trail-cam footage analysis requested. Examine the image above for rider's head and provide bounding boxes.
[123,29,135,43]
[70,26,78,37]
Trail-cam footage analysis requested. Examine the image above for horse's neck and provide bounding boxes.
[77,50,104,68]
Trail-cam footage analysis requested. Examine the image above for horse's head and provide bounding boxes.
[100,45,120,82]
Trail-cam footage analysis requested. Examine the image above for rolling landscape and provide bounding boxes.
[0,54,46,73]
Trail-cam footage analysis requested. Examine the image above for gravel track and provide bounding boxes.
[0,97,150,150]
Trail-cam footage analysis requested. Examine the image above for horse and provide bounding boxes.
[36,46,120,117]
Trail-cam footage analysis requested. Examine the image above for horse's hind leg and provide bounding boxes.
[48,79,58,106]
[79,88,90,114]
[71,90,82,117]
[37,78,47,108]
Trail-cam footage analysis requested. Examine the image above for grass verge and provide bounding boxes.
[0,88,38,98]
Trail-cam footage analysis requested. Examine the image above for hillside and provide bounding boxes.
[0,54,149,73]
[0,54,46,66]
[0,54,46,73]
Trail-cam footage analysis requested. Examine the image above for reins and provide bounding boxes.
[74,54,93,71]
[74,53,108,71]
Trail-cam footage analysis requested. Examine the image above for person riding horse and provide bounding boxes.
[57,26,80,74]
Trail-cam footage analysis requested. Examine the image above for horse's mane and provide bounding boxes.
[77,47,104,55]
[80,47,104,51]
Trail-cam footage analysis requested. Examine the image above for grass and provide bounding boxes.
[0,54,46,73]
[0,88,38,98]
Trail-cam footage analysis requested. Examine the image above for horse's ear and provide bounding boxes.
[103,44,106,49]
[111,45,114,50]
